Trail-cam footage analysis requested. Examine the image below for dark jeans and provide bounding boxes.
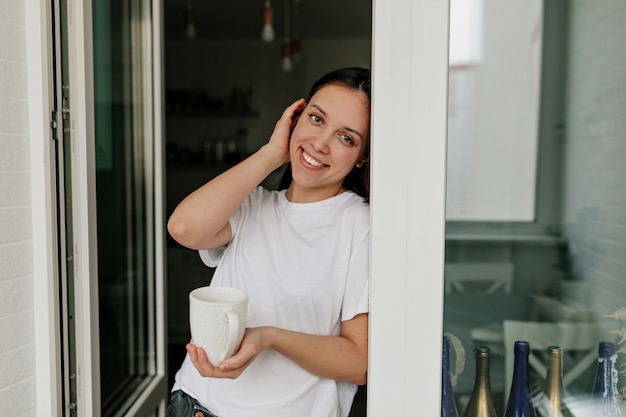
[166,390,219,417]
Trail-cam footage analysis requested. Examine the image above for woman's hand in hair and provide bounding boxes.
[264,98,306,167]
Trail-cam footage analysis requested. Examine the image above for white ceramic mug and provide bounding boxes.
[189,286,248,367]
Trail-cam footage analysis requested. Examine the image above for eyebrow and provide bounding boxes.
[310,103,366,141]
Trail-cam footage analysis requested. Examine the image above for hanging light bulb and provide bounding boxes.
[281,41,293,71]
[291,0,302,61]
[185,1,197,39]
[291,39,301,62]
[281,0,292,71]
[261,0,275,42]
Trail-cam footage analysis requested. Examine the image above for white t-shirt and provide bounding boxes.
[173,187,370,417]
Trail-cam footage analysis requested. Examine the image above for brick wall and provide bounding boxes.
[0,0,36,416]
[562,1,626,315]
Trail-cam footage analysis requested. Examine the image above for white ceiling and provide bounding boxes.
[163,0,372,40]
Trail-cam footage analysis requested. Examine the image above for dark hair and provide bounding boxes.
[279,67,371,202]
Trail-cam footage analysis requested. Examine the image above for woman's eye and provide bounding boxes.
[340,134,354,145]
[310,114,322,124]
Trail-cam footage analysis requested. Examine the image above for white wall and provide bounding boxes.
[562,1,626,315]
[0,0,37,415]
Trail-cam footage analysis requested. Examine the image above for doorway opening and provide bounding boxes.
[161,1,371,415]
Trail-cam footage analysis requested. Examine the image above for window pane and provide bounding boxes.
[447,0,542,221]
[444,0,626,415]
[93,0,156,414]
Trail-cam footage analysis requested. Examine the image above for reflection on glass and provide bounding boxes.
[93,0,156,415]
[443,0,626,415]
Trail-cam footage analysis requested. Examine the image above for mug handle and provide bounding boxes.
[224,310,241,359]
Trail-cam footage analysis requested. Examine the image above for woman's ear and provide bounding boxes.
[356,157,369,168]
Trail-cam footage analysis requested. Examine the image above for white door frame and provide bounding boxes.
[26,0,63,413]
[67,0,101,413]
[28,0,168,414]
[369,0,450,415]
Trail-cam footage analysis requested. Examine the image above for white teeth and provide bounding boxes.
[303,150,324,167]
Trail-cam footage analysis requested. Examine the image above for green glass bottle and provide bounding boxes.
[463,346,499,417]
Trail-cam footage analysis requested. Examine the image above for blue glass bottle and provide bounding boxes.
[592,341,622,417]
[503,341,537,417]
[442,335,460,417]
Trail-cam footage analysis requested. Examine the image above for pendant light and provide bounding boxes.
[281,0,293,71]
[291,0,302,61]
[261,0,275,42]
[185,1,197,39]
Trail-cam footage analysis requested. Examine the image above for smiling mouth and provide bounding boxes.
[301,149,327,168]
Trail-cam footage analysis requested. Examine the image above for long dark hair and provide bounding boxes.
[278,67,371,202]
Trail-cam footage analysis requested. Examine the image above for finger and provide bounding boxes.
[187,343,201,366]
[278,98,306,123]
[195,346,214,369]
[218,341,257,371]
[288,98,306,113]
[187,343,216,376]
[220,355,255,373]
[186,342,197,360]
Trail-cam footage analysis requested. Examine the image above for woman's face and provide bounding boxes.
[289,84,370,198]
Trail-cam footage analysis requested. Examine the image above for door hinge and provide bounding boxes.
[51,110,58,141]
[62,96,70,120]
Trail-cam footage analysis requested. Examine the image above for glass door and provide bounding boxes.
[442,0,626,415]
[54,0,167,414]
[93,0,163,414]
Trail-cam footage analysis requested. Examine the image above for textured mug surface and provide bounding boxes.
[189,286,248,366]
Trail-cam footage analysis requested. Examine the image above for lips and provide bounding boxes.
[301,148,327,168]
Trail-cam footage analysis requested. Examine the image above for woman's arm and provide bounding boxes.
[186,313,369,385]
[167,98,306,250]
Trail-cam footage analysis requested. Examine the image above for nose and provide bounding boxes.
[311,131,332,154]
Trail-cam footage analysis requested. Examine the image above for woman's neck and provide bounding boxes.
[285,183,346,203]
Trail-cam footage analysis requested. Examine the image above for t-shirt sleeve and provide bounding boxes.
[198,243,226,267]
[198,191,248,267]
[341,227,370,322]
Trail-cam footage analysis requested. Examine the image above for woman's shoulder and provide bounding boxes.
[337,192,370,232]
[248,186,284,203]
[342,191,370,213]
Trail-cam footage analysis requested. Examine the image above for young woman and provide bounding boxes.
[166,67,371,417]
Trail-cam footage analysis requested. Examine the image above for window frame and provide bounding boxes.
[368,0,450,414]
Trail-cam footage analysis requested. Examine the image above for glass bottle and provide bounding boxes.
[592,341,622,417]
[442,335,461,417]
[463,346,499,417]
[504,341,537,417]
[536,346,573,417]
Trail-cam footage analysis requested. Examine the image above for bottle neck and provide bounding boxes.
[511,349,531,392]
[593,352,619,397]
[474,350,492,389]
[544,347,565,396]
